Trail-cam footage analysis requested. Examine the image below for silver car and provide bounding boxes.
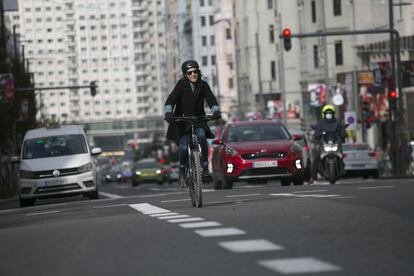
[343,143,380,178]
[12,125,102,207]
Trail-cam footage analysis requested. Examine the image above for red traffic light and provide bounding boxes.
[389,90,397,98]
[282,28,291,38]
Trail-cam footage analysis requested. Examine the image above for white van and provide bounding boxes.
[12,124,102,207]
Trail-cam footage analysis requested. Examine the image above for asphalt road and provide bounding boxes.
[0,178,413,276]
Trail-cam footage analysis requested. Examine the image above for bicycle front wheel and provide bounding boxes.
[190,150,203,208]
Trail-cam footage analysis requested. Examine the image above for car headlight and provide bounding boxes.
[135,171,141,175]
[20,170,35,179]
[156,169,162,174]
[225,146,238,156]
[78,163,93,173]
[116,174,122,179]
[290,143,302,153]
[105,175,111,179]
[323,144,338,152]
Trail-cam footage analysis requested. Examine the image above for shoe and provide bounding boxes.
[202,167,212,183]
[308,178,314,185]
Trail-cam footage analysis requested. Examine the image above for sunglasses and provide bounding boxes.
[186,70,199,76]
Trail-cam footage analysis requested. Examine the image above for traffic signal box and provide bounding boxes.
[282,28,292,51]
[90,81,97,97]
[388,90,397,111]
[362,101,373,129]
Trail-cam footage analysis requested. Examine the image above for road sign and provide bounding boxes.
[345,111,357,130]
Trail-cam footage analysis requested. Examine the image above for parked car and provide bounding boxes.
[288,129,312,181]
[11,124,102,207]
[165,162,180,184]
[211,120,305,189]
[132,158,166,186]
[343,143,380,178]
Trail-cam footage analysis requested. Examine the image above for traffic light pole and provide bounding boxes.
[0,83,97,93]
[281,28,407,176]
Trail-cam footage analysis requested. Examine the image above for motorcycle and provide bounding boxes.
[312,125,348,184]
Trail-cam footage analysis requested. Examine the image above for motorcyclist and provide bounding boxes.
[309,104,346,184]
[164,60,221,186]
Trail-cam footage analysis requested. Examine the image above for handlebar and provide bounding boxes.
[173,115,215,123]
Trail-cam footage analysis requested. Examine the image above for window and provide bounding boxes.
[333,0,341,16]
[271,61,276,80]
[311,0,317,23]
[269,25,274,43]
[201,16,205,26]
[210,35,215,46]
[335,40,343,66]
[228,78,234,89]
[268,0,273,9]
[202,36,207,46]
[313,45,319,68]
[226,28,232,39]
[209,15,214,25]
[211,55,216,65]
[202,56,208,66]
[200,0,204,6]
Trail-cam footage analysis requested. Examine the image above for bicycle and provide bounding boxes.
[173,115,215,208]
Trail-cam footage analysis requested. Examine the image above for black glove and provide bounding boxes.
[164,112,174,123]
[212,111,221,120]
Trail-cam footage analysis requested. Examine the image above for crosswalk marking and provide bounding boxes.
[129,203,170,215]
[149,212,179,217]
[158,215,189,220]
[219,239,283,253]
[194,228,246,237]
[179,221,222,229]
[258,257,342,274]
[167,217,204,223]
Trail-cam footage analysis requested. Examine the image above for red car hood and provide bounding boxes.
[227,140,294,153]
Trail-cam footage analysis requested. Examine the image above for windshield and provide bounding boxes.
[22,134,88,159]
[228,124,290,142]
[136,162,159,169]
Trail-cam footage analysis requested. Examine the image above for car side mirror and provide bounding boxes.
[10,156,20,163]
[212,139,223,145]
[91,147,102,156]
[291,134,302,141]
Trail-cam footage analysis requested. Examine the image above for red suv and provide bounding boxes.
[211,120,305,189]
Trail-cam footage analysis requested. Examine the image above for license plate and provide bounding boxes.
[44,179,66,186]
[253,161,278,168]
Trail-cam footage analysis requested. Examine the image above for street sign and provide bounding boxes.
[345,111,357,130]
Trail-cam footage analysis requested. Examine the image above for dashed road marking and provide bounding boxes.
[358,185,394,190]
[129,203,170,214]
[160,198,190,203]
[330,196,356,199]
[179,221,222,229]
[226,193,261,198]
[26,210,61,216]
[194,227,246,237]
[293,190,328,193]
[167,217,204,223]
[270,193,341,198]
[149,212,179,217]
[93,203,127,209]
[258,257,342,274]
[99,191,124,199]
[158,214,189,220]
[219,239,283,253]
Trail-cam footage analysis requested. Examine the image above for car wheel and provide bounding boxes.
[372,170,379,178]
[281,178,291,186]
[19,198,35,207]
[88,189,99,200]
[222,177,233,189]
[292,173,304,185]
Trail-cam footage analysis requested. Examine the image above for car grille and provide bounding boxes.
[240,167,289,177]
[32,167,80,178]
[241,152,287,160]
[34,183,81,194]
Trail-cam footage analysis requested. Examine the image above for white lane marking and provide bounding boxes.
[236,185,265,189]
[330,196,356,199]
[293,190,328,194]
[225,193,261,198]
[219,239,283,253]
[160,198,191,203]
[149,212,179,217]
[26,210,61,216]
[270,193,295,196]
[358,185,394,190]
[93,203,127,209]
[270,193,341,198]
[194,227,246,237]
[129,203,170,215]
[99,192,124,199]
[158,215,189,220]
[168,217,204,223]
[137,192,185,198]
[179,221,222,229]
[258,257,342,274]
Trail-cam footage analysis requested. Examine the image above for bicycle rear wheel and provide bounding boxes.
[190,150,203,207]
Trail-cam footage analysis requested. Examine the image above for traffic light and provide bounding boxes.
[282,28,292,51]
[362,101,373,129]
[388,90,397,111]
[90,81,97,97]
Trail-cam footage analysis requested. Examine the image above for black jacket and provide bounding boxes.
[312,118,347,142]
[164,78,219,145]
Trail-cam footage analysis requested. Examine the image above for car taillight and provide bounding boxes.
[161,169,166,174]
[305,145,310,152]
[169,168,174,173]
[368,152,379,158]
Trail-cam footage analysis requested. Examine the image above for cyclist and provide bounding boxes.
[309,104,347,184]
[164,60,221,186]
